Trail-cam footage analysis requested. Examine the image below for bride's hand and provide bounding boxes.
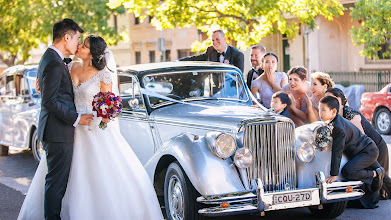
[102,118,110,123]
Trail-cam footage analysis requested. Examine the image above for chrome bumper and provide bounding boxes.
[197,171,364,217]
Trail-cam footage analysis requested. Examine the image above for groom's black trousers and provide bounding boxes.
[44,141,73,220]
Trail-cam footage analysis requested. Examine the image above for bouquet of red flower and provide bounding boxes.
[92,91,123,129]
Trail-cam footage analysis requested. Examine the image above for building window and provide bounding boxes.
[134,15,140,25]
[177,49,195,59]
[149,51,156,63]
[135,51,141,64]
[378,37,391,59]
[165,50,171,61]
[366,37,391,64]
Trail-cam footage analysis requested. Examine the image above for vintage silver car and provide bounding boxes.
[0,65,43,161]
[116,62,364,219]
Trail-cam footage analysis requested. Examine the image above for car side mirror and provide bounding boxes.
[128,98,139,109]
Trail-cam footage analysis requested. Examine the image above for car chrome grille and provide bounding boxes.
[243,121,296,192]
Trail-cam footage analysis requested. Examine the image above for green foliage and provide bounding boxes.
[350,0,391,60]
[108,0,344,51]
[0,0,125,66]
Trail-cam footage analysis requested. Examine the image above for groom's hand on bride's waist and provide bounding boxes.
[79,114,93,126]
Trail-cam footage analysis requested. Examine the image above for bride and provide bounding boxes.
[18,35,164,220]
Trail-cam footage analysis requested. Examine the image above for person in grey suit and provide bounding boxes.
[37,18,93,220]
[179,29,245,73]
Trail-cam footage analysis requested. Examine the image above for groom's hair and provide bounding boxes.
[53,18,84,42]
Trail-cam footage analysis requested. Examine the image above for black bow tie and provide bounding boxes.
[218,52,225,57]
[63,58,72,64]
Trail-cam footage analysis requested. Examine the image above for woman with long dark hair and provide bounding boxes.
[251,52,288,108]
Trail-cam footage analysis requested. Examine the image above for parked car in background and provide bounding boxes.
[360,83,391,134]
[116,61,363,220]
[0,65,43,161]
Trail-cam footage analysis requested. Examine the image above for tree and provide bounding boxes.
[350,0,391,60]
[0,0,125,67]
[107,0,344,50]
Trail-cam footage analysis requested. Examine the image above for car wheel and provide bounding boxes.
[31,129,44,162]
[308,201,347,219]
[374,108,391,135]
[164,162,205,220]
[0,145,9,156]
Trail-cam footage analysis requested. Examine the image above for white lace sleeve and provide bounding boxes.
[99,69,112,85]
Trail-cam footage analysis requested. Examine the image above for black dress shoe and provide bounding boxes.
[372,167,385,192]
[381,174,391,199]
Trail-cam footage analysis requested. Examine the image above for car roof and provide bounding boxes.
[117,61,240,76]
[1,64,38,76]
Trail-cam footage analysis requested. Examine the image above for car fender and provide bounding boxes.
[295,137,349,189]
[145,132,245,196]
[373,102,391,116]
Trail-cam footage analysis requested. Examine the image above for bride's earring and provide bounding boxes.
[90,60,92,66]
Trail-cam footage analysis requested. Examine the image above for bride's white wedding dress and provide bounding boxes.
[18,62,164,220]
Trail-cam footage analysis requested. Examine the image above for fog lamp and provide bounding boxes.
[297,142,315,163]
[234,148,253,168]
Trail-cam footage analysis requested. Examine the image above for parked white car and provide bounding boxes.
[0,65,43,161]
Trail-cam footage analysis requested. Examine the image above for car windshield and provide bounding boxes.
[143,71,249,108]
[25,69,40,98]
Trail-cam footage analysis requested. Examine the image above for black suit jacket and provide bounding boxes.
[37,48,78,143]
[329,114,374,176]
[246,68,264,88]
[179,46,244,73]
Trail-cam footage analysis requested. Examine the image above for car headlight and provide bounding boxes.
[206,132,237,159]
[234,148,253,168]
[312,125,332,150]
[297,142,315,163]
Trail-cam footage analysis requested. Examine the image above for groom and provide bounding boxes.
[37,18,93,220]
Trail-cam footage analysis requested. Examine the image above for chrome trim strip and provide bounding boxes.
[153,118,233,132]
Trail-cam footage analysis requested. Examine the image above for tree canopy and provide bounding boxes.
[350,0,391,60]
[108,0,344,51]
[0,0,125,67]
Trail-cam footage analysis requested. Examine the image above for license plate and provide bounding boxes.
[273,191,312,205]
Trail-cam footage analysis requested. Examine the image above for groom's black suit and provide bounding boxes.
[37,48,78,220]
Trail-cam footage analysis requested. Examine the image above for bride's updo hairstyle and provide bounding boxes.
[87,35,107,71]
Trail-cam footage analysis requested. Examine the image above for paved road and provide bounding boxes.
[1,137,391,220]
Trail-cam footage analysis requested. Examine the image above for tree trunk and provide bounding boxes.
[0,53,17,67]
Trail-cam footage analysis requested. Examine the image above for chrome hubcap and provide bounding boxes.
[168,175,184,220]
[33,135,44,161]
[377,112,390,132]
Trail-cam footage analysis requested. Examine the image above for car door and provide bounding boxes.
[0,75,8,144]
[118,74,156,166]
[12,71,36,148]
[0,73,16,146]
